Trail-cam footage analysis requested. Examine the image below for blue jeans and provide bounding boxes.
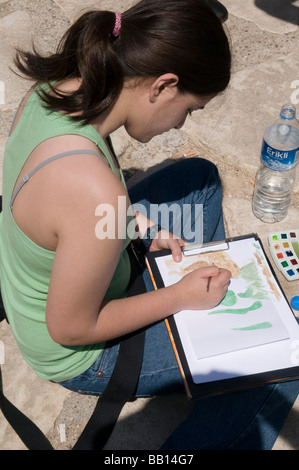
[59,158,299,449]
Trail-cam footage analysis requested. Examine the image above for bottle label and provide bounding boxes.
[261,140,299,171]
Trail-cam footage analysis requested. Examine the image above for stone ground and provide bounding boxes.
[0,0,299,451]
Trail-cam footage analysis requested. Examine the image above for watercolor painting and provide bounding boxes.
[156,238,289,360]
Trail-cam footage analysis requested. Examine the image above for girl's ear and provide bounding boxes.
[149,73,179,103]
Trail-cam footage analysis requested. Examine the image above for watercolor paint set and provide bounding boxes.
[268,229,299,281]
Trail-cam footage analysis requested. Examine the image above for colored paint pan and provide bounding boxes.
[268,230,299,281]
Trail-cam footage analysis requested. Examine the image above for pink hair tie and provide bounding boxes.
[112,12,122,37]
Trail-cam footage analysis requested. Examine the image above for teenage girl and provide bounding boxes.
[1,0,298,449]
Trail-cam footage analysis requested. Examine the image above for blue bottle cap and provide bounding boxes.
[280,104,296,120]
[291,296,299,311]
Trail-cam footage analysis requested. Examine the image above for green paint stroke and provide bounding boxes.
[238,287,254,298]
[232,321,272,331]
[221,290,237,306]
[208,300,262,315]
[240,261,268,300]
[241,261,263,285]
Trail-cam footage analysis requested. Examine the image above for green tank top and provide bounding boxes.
[0,85,132,382]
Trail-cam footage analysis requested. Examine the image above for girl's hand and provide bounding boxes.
[177,265,232,311]
[149,229,187,262]
[149,228,231,309]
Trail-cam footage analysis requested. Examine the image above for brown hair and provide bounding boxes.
[14,0,231,123]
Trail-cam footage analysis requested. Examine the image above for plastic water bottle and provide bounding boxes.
[252,104,299,223]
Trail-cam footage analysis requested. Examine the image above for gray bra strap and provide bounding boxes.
[10,149,106,209]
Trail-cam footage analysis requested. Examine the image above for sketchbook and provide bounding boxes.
[145,234,299,399]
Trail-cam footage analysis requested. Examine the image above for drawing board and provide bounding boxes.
[146,235,299,397]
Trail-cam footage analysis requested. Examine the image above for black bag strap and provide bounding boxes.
[0,367,54,450]
[0,240,146,450]
[74,245,146,450]
[73,328,145,450]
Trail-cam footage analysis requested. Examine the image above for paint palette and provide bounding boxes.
[268,229,299,281]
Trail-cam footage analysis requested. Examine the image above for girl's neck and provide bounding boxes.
[54,78,130,139]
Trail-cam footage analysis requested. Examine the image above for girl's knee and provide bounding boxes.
[187,157,219,174]
[176,157,221,191]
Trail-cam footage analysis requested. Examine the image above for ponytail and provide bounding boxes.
[14,10,124,123]
[14,0,231,124]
